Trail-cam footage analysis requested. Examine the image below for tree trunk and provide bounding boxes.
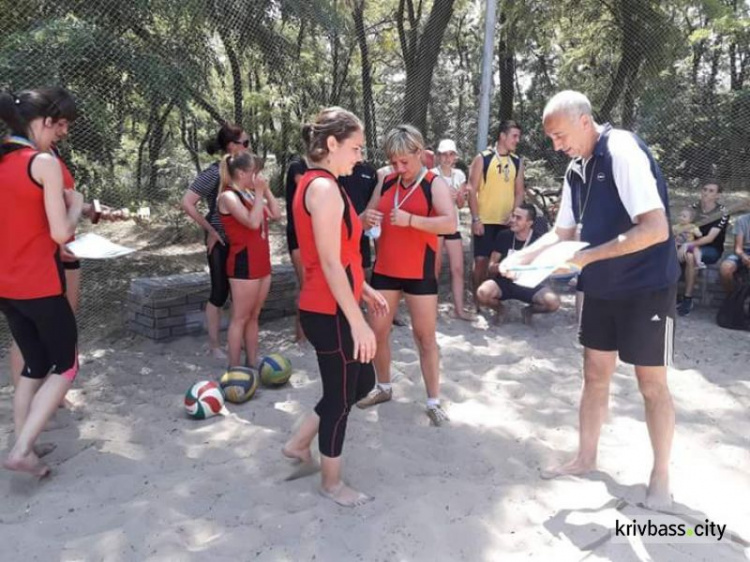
[598,2,643,123]
[136,113,154,201]
[220,31,243,127]
[398,0,457,132]
[352,0,377,156]
[148,100,176,198]
[180,111,202,174]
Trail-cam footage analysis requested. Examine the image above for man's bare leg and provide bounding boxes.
[636,365,674,509]
[541,348,616,479]
[719,260,737,294]
[472,257,489,312]
[522,289,561,324]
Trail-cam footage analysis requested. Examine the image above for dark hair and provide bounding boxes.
[518,202,537,223]
[219,152,264,192]
[497,119,522,138]
[206,123,245,155]
[702,180,722,193]
[301,107,362,163]
[0,87,78,137]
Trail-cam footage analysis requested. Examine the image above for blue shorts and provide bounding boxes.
[724,253,749,272]
[700,246,722,265]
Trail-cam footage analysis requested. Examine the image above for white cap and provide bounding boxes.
[437,139,457,154]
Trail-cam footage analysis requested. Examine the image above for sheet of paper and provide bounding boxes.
[510,241,589,288]
[66,233,136,260]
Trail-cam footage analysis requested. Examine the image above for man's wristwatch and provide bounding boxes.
[471,216,481,224]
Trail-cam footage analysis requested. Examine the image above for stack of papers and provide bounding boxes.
[505,241,589,288]
[66,233,136,260]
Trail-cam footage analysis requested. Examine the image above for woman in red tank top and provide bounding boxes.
[8,153,123,396]
[0,87,84,478]
[358,125,456,426]
[283,107,388,508]
[216,153,281,369]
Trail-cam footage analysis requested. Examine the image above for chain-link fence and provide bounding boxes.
[1,0,749,354]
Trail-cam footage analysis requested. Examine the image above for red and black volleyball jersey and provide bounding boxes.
[219,190,271,280]
[374,170,438,279]
[0,146,65,299]
[293,168,365,315]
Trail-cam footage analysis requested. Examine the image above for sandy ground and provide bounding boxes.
[1,189,750,560]
[1,291,749,561]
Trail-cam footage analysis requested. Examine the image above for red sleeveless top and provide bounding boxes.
[374,170,438,279]
[0,146,64,299]
[293,169,364,315]
[219,190,271,279]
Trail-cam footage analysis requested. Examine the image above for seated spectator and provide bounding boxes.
[673,207,705,268]
[476,203,560,323]
[720,212,750,294]
[678,182,730,316]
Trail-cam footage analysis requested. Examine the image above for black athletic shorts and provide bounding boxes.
[370,272,437,296]
[492,276,543,304]
[207,241,230,307]
[63,260,81,271]
[579,285,676,367]
[0,295,79,381]
[473,224,508,258]
[440,231,461,241]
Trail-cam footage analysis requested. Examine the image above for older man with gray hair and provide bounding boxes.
[502,90,680,509]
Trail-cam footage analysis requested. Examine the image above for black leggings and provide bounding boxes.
[300,308,375,458]
[207,242,230,307]
[0,295,79,381]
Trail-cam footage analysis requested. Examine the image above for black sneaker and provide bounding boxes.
[677,297,693,316]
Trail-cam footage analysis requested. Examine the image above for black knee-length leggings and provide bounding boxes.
[300,308,375,458]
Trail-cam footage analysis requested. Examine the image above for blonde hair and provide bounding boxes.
[382,124,424,158]
[301,107,363,163]
[219,152,264,192]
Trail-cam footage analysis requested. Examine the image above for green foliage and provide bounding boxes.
[0,0,748,206]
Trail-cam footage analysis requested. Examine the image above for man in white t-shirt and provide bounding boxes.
[430,139,471,319]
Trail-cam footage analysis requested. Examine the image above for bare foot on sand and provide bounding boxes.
[645,470,672,510]
[451,309,473,321]
[540,456,595,480]
[282,442,320,480]
[282,442,312,464]
[3,449,51,478]
[320,482,373,507]
[33,443,57,458]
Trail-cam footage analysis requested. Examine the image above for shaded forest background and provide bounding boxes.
[0,0,749,343]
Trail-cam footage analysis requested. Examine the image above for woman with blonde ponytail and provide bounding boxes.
[216,152,281,369]
[181,124,251,359]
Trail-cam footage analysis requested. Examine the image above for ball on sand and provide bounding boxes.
[185,380,225,419]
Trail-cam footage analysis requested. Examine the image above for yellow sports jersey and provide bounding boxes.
[477,148,521,225]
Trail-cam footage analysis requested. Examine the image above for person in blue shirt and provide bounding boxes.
[503,90,680,510]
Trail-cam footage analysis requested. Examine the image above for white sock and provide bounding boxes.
[377,383,392,392]
[426,398,440,409]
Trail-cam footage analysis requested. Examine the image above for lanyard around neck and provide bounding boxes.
[5,135,37,149]
[513,232,532,251]
[394,167,428,209]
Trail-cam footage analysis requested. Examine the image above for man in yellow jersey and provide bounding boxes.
[468,120,526,310]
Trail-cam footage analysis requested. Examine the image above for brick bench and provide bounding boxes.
[128,265,299,340]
